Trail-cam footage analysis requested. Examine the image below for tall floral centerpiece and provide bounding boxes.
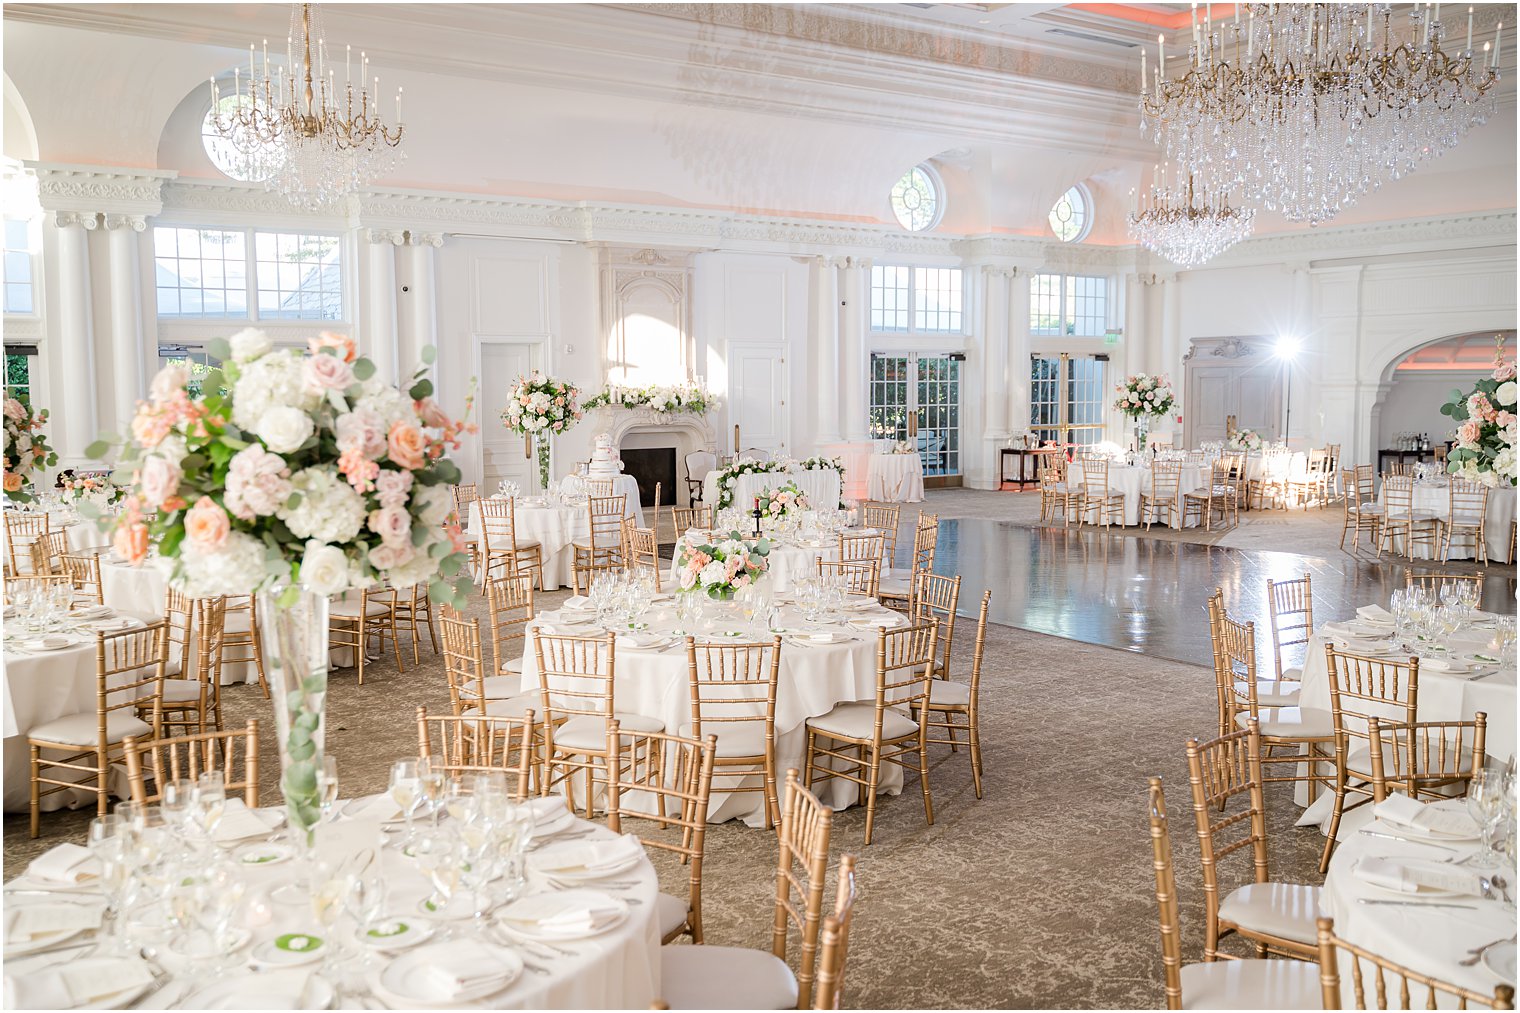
[93,329,475,845]
[1441,341,1518,488]
[3,398,57,503]
[500,372,582,489]
[1226,428,1264,452]
[1113,373,1175,453]
[675,531,770,600]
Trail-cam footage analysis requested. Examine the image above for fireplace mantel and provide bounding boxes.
[587,406,718,454]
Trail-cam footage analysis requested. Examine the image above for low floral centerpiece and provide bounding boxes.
[500,371,581,489]
[1442,341,1517,487]
[1227,428,1264,451]
[1113,373,1175,451]
[582,380,716,416]
[92,328,476,846]
[675,530,771,600]
[60,473,125,513]
[3,398,56,503]
[759,480,809,519]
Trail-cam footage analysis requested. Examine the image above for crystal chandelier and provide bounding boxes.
[1139,4,1502,226]
[209,3,404,211]
[1128,167,1255,267]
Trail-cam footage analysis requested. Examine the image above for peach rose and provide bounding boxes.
[130,410,171,448]
[415,397,451,430]
[113,521,149,565]
[1458,420,1483,447]
[3,472,20,492]
[387,422,427,470]
[139,456,183,509]
[184,496,231,553]
[309,332,357,363]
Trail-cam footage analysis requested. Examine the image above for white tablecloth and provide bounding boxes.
[1066,462,1206,527]
[703,467,842,511]
[468,495,643,593]
[1239,451,1308,483]
[1377,481,1516,563]
[519,600,907,826]
[1320,799,1515,1005]
[577,474,644,525]
[866,455,925,503]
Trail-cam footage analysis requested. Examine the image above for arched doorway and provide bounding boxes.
[1369,330,1515,462]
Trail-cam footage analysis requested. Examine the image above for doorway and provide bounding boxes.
[868,352,963,483]
[1030,353,1108,449]
[477,340,542,492]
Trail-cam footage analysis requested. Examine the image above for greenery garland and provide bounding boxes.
[713,455,847,510]
[582,382,716,416]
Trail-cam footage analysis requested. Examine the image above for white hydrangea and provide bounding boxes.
[175,531,267,597]
[699,561,727,586]
[277,466,366,543]
[229,328,273,363]
[232,352,318,431]
[157,435,189,466]
[356,382,415,428]
[1495,446,1517,483]
[386,548,440,589]
[412,483,454,527]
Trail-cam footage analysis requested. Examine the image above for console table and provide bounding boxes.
[999,448,1041,491]
[1377,448,1437,475]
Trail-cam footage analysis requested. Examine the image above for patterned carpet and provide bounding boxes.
[2,577,1328,1009]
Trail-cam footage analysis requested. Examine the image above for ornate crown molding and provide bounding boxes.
[26,162,174,218]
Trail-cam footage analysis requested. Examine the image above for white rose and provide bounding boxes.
[413,484,454,526]
[229,328,273,362]
[699,561,727,586]
[299,541,352,596]
[256,406,315,454]
[1496,381,1517,408]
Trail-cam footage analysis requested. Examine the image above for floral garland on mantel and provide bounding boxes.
[582,381,717,416]
[713,454,846,510]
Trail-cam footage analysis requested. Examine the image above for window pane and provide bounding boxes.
[2,219,35,316]
[152,226,246,319]
[255,232,343,321]
[913,267,962,333]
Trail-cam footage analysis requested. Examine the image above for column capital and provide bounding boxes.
[364,228,407,246]
[53,210,100,230]
[406,231,444,248]
[103,213,147,232]
[27,162,173,220]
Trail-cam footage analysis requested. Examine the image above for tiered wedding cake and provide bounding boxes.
[587,432,624,476]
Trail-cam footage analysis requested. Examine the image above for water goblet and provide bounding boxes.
[418,756,445,828]
[1467,768,1507,869]
[88,815,132,954]
[192,770,226,842]
[316,756,341,824]
[347,870,388,966]
[412,832,462,921]
[388,760,422,847]
[161,777,195,837]
[192,860,248,974]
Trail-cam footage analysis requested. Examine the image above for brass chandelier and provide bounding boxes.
[1139,3,1501,226]
[209,3,405,210]
[1128,166,1255,267]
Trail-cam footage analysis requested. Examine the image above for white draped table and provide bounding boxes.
[518,598,909,826]
[1377,480,1516,563]
[468,495,642,592]
[1066,462,1206,528]
[865,455,925,503]
[702,467,841,512]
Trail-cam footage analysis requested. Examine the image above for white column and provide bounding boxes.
[362,230,401,383]
[839,256,869,442]
[813,256,842,443]
[981,266,1010,442]
[1161,273,1183,417]
[104,214,146,431]
[396,232,441,379]
[1007,268,1032,437]
[52,211,99,465]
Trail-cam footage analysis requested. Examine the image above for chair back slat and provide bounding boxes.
[773,769,833,1009]
[123,720,260,805]
[416,705,535,800]
[485,573,535,685]
[1317,916,1515,1009]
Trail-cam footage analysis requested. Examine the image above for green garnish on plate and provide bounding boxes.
[275,933,323,952]
[368,922,408,938]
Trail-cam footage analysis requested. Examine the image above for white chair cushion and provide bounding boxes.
[1385,510,1439,522]
[159,678,205,704]
[501,657,524,676]
[806,703,917,742]
[1443,513,1484,527]
[1233,680,1302,708]
[1281,666,1303,681]
[482,694,537,719]
[878,577,910,596]
[660,945,798,1010]
[1348,502,1383,515]
[655,891,689,940]
[927,680,971,708]
[677,721,767,758]
[1218,882,1323,945]
[552,713,663,752]
[1177,956,1322,1010]
[29,710,151,747]
[481,675,524,700]
[331,600,391,619]
[1234,706,1333,740]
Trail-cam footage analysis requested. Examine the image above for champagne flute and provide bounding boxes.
[192,771,226,844]
[317,756,340,823]
[87,815,130,954]
[389,760,421,846]
[418,757,445,828]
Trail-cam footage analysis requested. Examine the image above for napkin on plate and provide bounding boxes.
[419,940,512,997]
[563,595,594,611]
[531,834,642,874]
[1418,657,1471,675]
[23,635,72,651]
[4,956,154,1009]
[500,892,625,934]
[1357,604,1396,624]
[1354,856,1483,896]
[1374,795,1482,837]
[72,605,113,620]
[26,843,100,885]
[5,902,102,944]
[615,633,666,650]
[344,793,404,822]
[212,799,282,842]
[524,796,572,827]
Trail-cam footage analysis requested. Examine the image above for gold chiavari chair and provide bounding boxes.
[1074,457,1126,528]
[479,496,545,591]
[1183,458,1239,531]
[452,482,480,513]
[29,620,170,836]
[1147,778,1322,1011]
[1319,646,1420,873]
[606,721,716,944]
[911,571,959,680]
[218,595,269,699]
[1037,451,1075,524]
[156,592,226,736]
[27,528,70,575]
[1386,462,1416,477]
[1378,476,1440,558]
[1338,468,1384,550]
[572,494,628,594]
[1367,714,1485,803]
[534,630,663,816]
[59,550,103,604]
[811,854,859,1011]
[1286,448,1331,509]
[672,503,712,535]
[4,511,49,575]
[1437,477,1490,564]
[122,720,260,806]
[660,770,834,1010]
[329,587,404,686]
[1324,444,1342,495]
[1316,917,1514,1010]
[1248,445,1292,511]
[878,516,937,607]
[416,704,536,801]
[1185,721,1321,962]
[1265,573,1313,684]
[861,501,901,564]
[486,572,535,685]
[625,525,663,591]
[4,572,72,601]
[585,478,617,498]
[836,530,884,565]
[1140,461,1184,530]
[816,558,879,598]
[391,583,440,666]
[1404,570,1485,598]
[684,636,782,831]
[804,622,937,846]
[917,588,989,799]
[439,604,537,719]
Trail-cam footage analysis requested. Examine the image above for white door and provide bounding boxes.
[729,344,788,458]
[478,341,541,492]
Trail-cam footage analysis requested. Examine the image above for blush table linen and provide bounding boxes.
[865,455,925,503]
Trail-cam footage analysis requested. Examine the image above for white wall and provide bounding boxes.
[1378,372,1489,448]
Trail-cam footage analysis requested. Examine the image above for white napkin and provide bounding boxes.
[525,796,572,827]
[530,834,642,874]
[212,799,281,842]
[615,633,666,649]
[1375,795,1482,837]
[5,902,102,943]
[4,956,154,1008]
[345,793,404,822]
[1355,856,1484,896]
[1418,657,1470,674]
[72,605,113,620]
[1357,604,1396,624]
[563,595,594,611]
[26,843,100,885]
[419,940,512,996]
[23,635,71,651]
[500,892,624,934]
[533,624,557,636]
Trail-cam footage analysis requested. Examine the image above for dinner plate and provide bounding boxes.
[185,971,335,1010]
[1484,941,1518,985]
[533,805,578,839]
[527,842,643,882]
[1461,652,1506,667]
[3,920,91,957]
[360,916,434,951]
[373,940,523,1005]
[615,635,676,651]
[494,889,629,940]
[249,933,325,967]
[786,632,849,646]
[234,842,295,867]
[19,637,77,652]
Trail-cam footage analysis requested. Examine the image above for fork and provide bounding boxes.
[1460,935,1516,966]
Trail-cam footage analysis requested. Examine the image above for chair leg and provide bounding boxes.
[1320,774,1348,874]
[862,744,881,847]
[29,744,40,839]
[803,731,817,789]
[969,716,984,799]
[916,738,934,828]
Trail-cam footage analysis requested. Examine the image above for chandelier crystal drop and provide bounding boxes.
[209,3,405,211]
[1128,168,1255,267]
[1139,3,1501,226]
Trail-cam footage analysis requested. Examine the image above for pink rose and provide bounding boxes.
[304,352,355,392]
[184,496,231,553]
[3,399,25,421]
[1498,411,1517,428]
[374,469,415,508]
[131,409,172,449]
[225,444,292,519]
[1494,362,1517,382]
[415,398,450,430]
[308,332,357,363]
[1458,420,1483,447]
[336,408,387,459]
[368,541,415,571]
[139,455,183,509]
[387,422,427,470]
[368,505,412,548]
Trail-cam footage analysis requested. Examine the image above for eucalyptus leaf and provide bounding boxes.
[421,346,437,365]
[353,359,376,381]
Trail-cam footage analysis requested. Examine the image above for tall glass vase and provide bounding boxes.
[1133,416,1150,456]
[256,587,329,848]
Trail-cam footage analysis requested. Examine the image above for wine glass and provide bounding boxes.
[346,870,388,970]
[192,861,248,974]
[388,760,422,846]
[1466,768,1507,869]
[317,756,340,824]
[413,832,461,921]
[87,815,131,954]
[191,771,226,843]
[161,778,195,838]
[418,757,445,828]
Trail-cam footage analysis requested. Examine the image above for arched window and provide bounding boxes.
[889,165,943,233]
[1049,184,1092,243]
[201,92,283,183]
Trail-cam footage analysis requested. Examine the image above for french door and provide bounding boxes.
[1031,353,1107,448]
[868,353,962,478]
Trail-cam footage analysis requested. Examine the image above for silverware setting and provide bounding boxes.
[1356,898,1478,909]
[1357,829,1459,852]
[1460,934,1517,967]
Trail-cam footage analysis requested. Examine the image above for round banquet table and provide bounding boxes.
[3,802,661,1010]
[1,607,159,812]
[1065,461,1206,527]
[468,495,643,592]
[1320,799,1516,1006]
[865,454,925,503]
[1237,450,1308,483]
[1376,479,1516,563]
[703,467,841,511]
[518,597,910,826]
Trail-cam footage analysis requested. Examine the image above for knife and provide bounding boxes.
[1357,830,1460,852]
[1357,899,1478,909]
